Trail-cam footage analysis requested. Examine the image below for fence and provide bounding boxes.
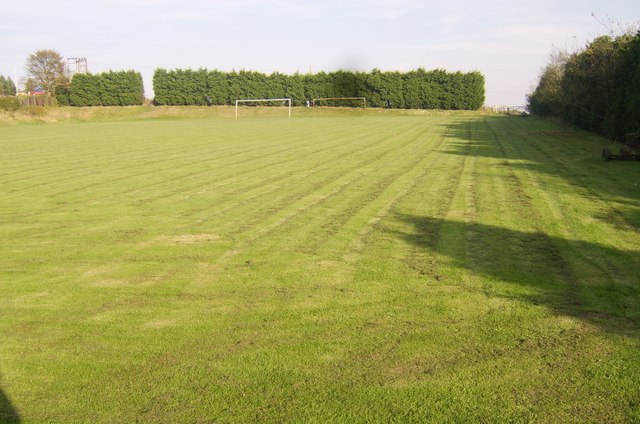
[18,95,57,107]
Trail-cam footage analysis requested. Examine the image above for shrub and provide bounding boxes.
[24,106,48,117]
[0,96,20,112]
[69,71,144,107]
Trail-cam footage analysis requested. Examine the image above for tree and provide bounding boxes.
[24,49,68,95]
[6,76,17,95]
[612,31,640,137]
[527,29,640,139]
[0,75,16,96]
[527,50,568,116]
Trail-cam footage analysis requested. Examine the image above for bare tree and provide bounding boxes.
[24,49,68,95]
[591,13,640,37]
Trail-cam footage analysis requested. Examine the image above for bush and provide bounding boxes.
[69,71,144,107]
[70,74,102,106]
[56,87,71,106]
[0,96,20,112]
[99,71,144,106]
[24,106,48,117]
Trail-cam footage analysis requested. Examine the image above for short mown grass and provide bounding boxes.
[0,109,639,423]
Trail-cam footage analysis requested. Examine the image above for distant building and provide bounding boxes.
[28,86,46,96]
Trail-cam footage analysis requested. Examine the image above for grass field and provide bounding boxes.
[1,108,639,423]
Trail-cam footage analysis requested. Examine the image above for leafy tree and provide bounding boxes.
[528,30,640,139]
[612,31,640,136]
[0,75,17,96]
[24,49,68,95]
[6,76,17,95]
[527,50,569,116]
[562,36,623,134]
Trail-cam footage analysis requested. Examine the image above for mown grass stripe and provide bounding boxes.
[1,111,638,423]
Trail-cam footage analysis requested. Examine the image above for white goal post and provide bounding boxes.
[311,97,367,108]
[235,98,292,119]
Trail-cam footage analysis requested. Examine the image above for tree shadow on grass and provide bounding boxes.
[438,115,640,229]
[0,387,20,424]
[393,213,640,337]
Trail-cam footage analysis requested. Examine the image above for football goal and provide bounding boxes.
[311,97,367,108]
[235,98,292,119]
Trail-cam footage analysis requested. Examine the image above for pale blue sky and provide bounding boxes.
[2,0,638,105]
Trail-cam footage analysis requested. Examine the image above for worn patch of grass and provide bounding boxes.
[0,111,638,423]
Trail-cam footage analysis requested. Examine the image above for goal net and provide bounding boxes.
[235,98,291,119]
[311,97,367,108]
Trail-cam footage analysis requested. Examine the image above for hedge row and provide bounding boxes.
[56,71,144,106]
[153,68,485,110]
[528,31,640,139]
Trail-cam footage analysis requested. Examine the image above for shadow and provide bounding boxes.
[438,115,640,229]
[0,387,20,424]
[393,214,639,336]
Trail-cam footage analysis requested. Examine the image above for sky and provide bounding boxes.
[1,0,639,106]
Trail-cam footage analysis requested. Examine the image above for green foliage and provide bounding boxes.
[366,69,404,108]
[69,71,144,107]
[55,86,71,106]
[24,49,68,95]
[461,71,486,110]
[285,72,305,106]
[0,75,17,96]
[303,72,328,102]
[206,70,229,105]
[70,73,102,106]
[0,95,20,112]
[527,59,566,117]
[612,33,640,136]
[153,68,485,110]
[7,76,17,96]
[562,36,623,135]
[528,31,640,139]
[99,71,144,106]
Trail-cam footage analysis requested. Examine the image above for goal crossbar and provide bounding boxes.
[311,97,367,108]
[235,98,291,119]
